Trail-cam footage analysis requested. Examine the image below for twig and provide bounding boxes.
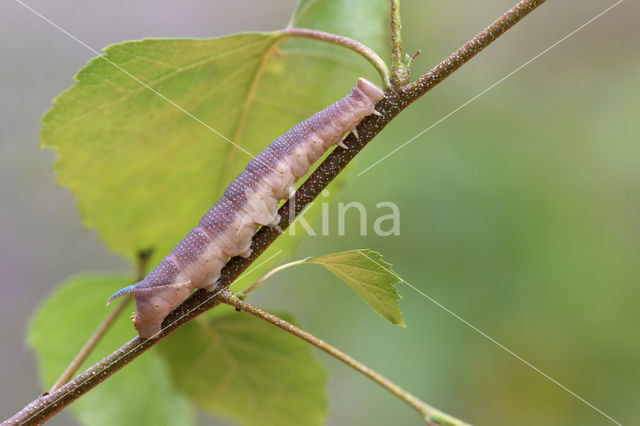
[405,0,547,97]
[4,1,547,423]
[239,257,309,296]
[390,0,409,86]
[49,296,131,393]
[49,249,152,392]
[282,27,391,89]
[218,289,470,426]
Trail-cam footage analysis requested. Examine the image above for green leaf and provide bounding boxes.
[28,274,193,426]
[307,249,406,326]
[157,312,328,426]
[291,0,390,59]
[41,0,389,282]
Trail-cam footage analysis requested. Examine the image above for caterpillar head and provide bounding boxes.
[356,78,385,103]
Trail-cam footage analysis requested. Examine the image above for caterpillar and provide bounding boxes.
[108,78,385,338]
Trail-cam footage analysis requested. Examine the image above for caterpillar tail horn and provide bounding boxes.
[107,284,135,305]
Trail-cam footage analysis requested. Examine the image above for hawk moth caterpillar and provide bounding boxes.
[108,78,385,338]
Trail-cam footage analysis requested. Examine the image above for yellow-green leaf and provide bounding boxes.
[307,249,406,326]
[41,0,389,282]
[28,274,193,426]
[157,312,327,426]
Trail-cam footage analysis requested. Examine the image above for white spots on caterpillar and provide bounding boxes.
[372,109,382,116]
[269,222,284,233]
[117,78,387,339]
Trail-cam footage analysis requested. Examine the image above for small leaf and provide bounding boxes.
[28,274,193,426]
[157,312,327,426]
[307,249,406,326]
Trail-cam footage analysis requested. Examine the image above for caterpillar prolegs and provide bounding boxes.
[108,78,385,338]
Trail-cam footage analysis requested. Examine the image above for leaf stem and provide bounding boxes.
[282,27,391,89]
[390,0,409,86]
[239,257,309,296]
[217,289,469,426]
[4,1,547,423]
[49,249,152,392]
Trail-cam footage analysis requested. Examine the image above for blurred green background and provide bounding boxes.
[1,1,638,425]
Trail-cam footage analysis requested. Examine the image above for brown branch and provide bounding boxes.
[405,0,548,97]
[48,249,152,392]
[4,1,547,424]
[48,296,131,393]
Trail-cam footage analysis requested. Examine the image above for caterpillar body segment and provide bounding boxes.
[109,78,385,338]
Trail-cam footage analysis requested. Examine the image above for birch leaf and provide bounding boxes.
[28,274,193,426]
[158,312,327,426]
[41,0,389,281]
[307,249,406,326]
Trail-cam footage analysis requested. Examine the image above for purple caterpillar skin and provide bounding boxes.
[108,78,385,338]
